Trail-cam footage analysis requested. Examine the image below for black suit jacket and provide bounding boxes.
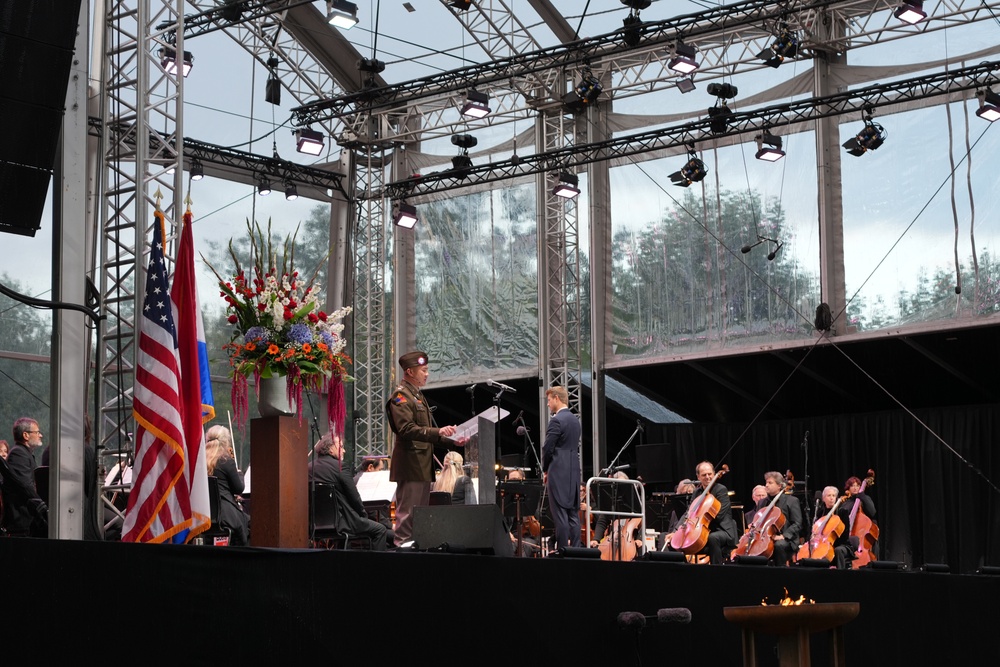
[542,407,581,510]
[757,492,803,542]
[1,442,47,535]
[309,452,369,533]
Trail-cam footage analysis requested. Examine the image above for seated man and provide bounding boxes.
[308,432,389,551]
[1,417,48,537]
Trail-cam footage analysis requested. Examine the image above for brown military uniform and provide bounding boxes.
[386,380,450,483]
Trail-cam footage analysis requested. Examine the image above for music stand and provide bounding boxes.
[497,481,542,556]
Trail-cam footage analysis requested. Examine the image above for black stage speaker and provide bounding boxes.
[0,0,84,236]
[412,505,514,556]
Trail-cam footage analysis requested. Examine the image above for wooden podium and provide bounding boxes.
[249,415,309,548]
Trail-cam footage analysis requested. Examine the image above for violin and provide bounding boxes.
[849,469,879,569]
[669,464,729,555]
[732,484,786,559]
[797,494,848,562]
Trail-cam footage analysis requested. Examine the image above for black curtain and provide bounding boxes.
[635,404,1000,574]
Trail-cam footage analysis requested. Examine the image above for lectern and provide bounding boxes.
[249,415,309,548]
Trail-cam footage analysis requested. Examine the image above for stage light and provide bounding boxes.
[754,133,785,162]
[393,201,418,229]
[295,127,325,156]
[668,41,699,75]
[159,47,193,77]
[553,172,580,199]
[976,89,1000,122]
[708,104,733,134]
[563,67,603,113]
[265,56,281,105]
[190,159,204,181]
[449,0,473,10]
[284,181,298,201]
[843,115,887,156]
[357,57,386,74]
[676,77,696,94]
[622,14,643,48]
[894,0,926,23]
[758,26,799,68]
[257,175,272,196]
[460,89,491,118]
[327,0,359,29]
[669,149,707,187]
[707,82,738,99]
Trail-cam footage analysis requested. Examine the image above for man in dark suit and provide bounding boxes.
[542,385,582,550]
[385,350,464,547]
[665,461,738,564]
[756,470,804,565]
[1,417,48,537]
[309,432,389,551]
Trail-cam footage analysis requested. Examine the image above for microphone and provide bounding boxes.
[767,241,783,261]
[617,611,646,629]
[486,379,516,394]
[656,608,692,624]
[465,384,477,394]
[516,426,527,436]
[740,242,756,254]
[611,464,630,472]
[514,410,524,424]
[636,419,644,432]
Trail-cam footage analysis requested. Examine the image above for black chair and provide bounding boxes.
[429,491,452,506]
[34,466,49,502]
[311,482,373,550]
[196,476,232,546]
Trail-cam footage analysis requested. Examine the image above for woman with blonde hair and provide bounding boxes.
[433,450,477,505]
[205,424,250,545]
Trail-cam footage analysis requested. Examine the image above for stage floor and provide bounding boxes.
[2,537,996,665]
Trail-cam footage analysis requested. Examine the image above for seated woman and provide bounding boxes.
[205,425,250,546]
[434,451,477,505]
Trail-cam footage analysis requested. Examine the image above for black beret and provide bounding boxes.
[398,350,429,370]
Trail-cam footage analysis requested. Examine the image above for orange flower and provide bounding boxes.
[245,342,257,352]
[317,342,329,352]
[302,343,312,353]
[267,343,280,355]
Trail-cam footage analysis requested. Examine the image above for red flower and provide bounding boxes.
[228,314,238,324]
[258,302,267,311]
[318,311,328,321]
[283,308,293,320]
[308,313,319,323]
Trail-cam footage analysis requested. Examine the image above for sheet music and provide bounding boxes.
[356,470,397,503]
[453,406,510,442]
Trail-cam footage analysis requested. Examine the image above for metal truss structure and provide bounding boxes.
[94,0,1000,469]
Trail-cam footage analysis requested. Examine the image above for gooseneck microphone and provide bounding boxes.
[516,425,527,436]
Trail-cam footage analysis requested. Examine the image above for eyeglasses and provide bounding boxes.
[27,430,42,435]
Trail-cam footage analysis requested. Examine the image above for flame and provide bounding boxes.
[761,587,816,606]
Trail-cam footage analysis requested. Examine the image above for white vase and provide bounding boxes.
[257,376,295,417]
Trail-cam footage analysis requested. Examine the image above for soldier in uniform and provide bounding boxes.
[386,350,465,547]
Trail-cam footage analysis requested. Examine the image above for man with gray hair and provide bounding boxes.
[309,432,389,550]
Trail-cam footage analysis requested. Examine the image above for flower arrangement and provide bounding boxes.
[205,220,351,432]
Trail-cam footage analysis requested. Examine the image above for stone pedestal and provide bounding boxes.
[249,415,309,548]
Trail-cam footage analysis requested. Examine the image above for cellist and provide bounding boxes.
[814,486,856,569]
[753,471,803,566]
[663,461,738,564]
[845,475,878,560]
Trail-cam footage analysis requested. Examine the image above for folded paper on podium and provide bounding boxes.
[453,406,510,441]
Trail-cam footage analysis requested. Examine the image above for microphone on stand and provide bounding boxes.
[657,608,692,624]
[465,384,477,394]
[486,379,516,394]
[611,464,630,473]
[617,611,646,629]
[516,425,527,437]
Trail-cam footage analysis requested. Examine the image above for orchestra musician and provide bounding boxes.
[663,462,738,564]
[755,471,803,566]
[845,474,879,560]
[818,485,855,569]
[745,485,767,531]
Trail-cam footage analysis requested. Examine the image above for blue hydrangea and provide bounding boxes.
[244,326,269,343]
[287,323,313,345]
[320,331,334,347]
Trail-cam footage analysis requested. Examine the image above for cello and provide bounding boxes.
[797,493,848,562]
[598,517,643,561]
[669,464,729,555]
[848,469,879,569]
[732,484,786,559]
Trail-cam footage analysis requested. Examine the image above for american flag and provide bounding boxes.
[122,210,197,543]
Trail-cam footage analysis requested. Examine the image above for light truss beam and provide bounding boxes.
[378,58,1000,200]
